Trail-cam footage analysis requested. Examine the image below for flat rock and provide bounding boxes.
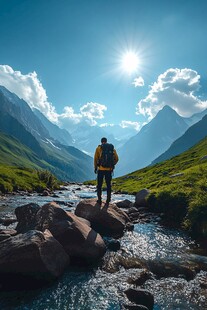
[75,198,131,238]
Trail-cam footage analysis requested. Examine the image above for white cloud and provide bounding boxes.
[0,65,108,128]
[58,102,107,129]
[80,102,107,123]
[99,123,114,128]
[120,120,141,131]
[132,76,145,87]
[0,65,58,123]
[136,68,207,119]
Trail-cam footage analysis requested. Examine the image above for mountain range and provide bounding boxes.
[0,86,93,181]
[152,113,207,164]
[116,105,207,176]
[0,84,207,182]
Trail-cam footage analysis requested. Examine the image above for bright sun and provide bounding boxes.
[121,51,139,74]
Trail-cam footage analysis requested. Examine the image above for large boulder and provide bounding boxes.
[135,189,150,208]
[15,202,106,264]
[15,203,41,233]
[115,199,133,209]
[0,230,69,285]
[75,198,131,237]
[124,288,154,310]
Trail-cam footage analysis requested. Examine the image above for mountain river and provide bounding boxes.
[0,184,206,310]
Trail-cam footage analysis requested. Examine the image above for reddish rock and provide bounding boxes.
[75,198,131,237]
[15,202,106,264]
[0,229,69,282]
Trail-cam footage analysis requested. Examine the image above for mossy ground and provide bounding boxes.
[0,165,60,193]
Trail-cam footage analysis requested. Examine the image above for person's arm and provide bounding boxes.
[94,147,100,172]
[113,149,119,165]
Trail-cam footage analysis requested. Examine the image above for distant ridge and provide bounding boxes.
[116,105,189,176]
[33,108,73,147]
[152,114,207,164]
[0,85,93,181]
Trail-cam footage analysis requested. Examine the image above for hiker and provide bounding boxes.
[94,137,119,205]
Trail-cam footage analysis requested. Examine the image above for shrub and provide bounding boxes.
[184,193,207,237]
[147,190,189,226]
[0,180,13,193]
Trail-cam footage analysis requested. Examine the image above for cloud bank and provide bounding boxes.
[59,102,107,129]
[136,68,207,120]
[0,65,107,128]
[120,120,140,131]
[0,65,58,123]
[1,65,206,132]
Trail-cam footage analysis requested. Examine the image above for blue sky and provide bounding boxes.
[0,0,207,132]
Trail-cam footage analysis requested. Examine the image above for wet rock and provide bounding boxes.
[127,269,153,286]
[135,189,150,208]
[42,190,50,196]
[102,252,145,273]
[15,202,106,264]
[124,304,149,310]
[0,230,69,283]
[124,288,154,310]
[0,229,17,241]
[147,259,197,280]
[115,199,133,208]
[0,217,17,226]
[126,222,134,231]
[128,212,140,220]
[75,198,131,238]
[74,215,91,227]
[0,234,11,242]
[52,194,60,198]
[127,207,139,214]
[15,203,41,233]
[107,239,121,251]
[0,229,17,236]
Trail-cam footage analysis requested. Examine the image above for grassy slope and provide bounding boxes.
[40,140,93,181]
[86,136,207,238]
[0,132,59,192]
[113,136,207,195]
[0,131,52,170]
[114,137,207,238]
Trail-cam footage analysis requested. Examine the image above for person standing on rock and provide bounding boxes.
[94,137,119,205]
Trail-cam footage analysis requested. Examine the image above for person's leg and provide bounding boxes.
[105,170,112,204]
[97,170,104,204]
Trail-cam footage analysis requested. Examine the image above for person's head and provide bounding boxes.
[101,137,107,144]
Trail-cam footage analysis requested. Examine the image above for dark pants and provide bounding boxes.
[97,170,112,202]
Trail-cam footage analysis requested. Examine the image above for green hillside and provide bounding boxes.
[113,136,207,195]
[0,131,52,170]
[113,136,207,239]
[86,136,207,239]
[0,132,59,192]
[0,165,59,193]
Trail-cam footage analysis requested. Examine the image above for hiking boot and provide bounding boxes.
[106,199,110,205]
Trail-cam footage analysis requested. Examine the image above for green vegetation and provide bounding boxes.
[85,137,207,238]
[0,165,60,193]
[0,132,60,193]
[0,131,52,170]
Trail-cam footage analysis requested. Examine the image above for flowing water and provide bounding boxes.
[0,185,206,310]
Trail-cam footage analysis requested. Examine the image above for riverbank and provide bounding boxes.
[0,185,207,309]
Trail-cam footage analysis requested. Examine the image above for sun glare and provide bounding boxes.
[121,51,139,74]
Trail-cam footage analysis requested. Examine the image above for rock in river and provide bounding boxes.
[0,229,69,285]
[15,202,106,264]
[75,198,131,238]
